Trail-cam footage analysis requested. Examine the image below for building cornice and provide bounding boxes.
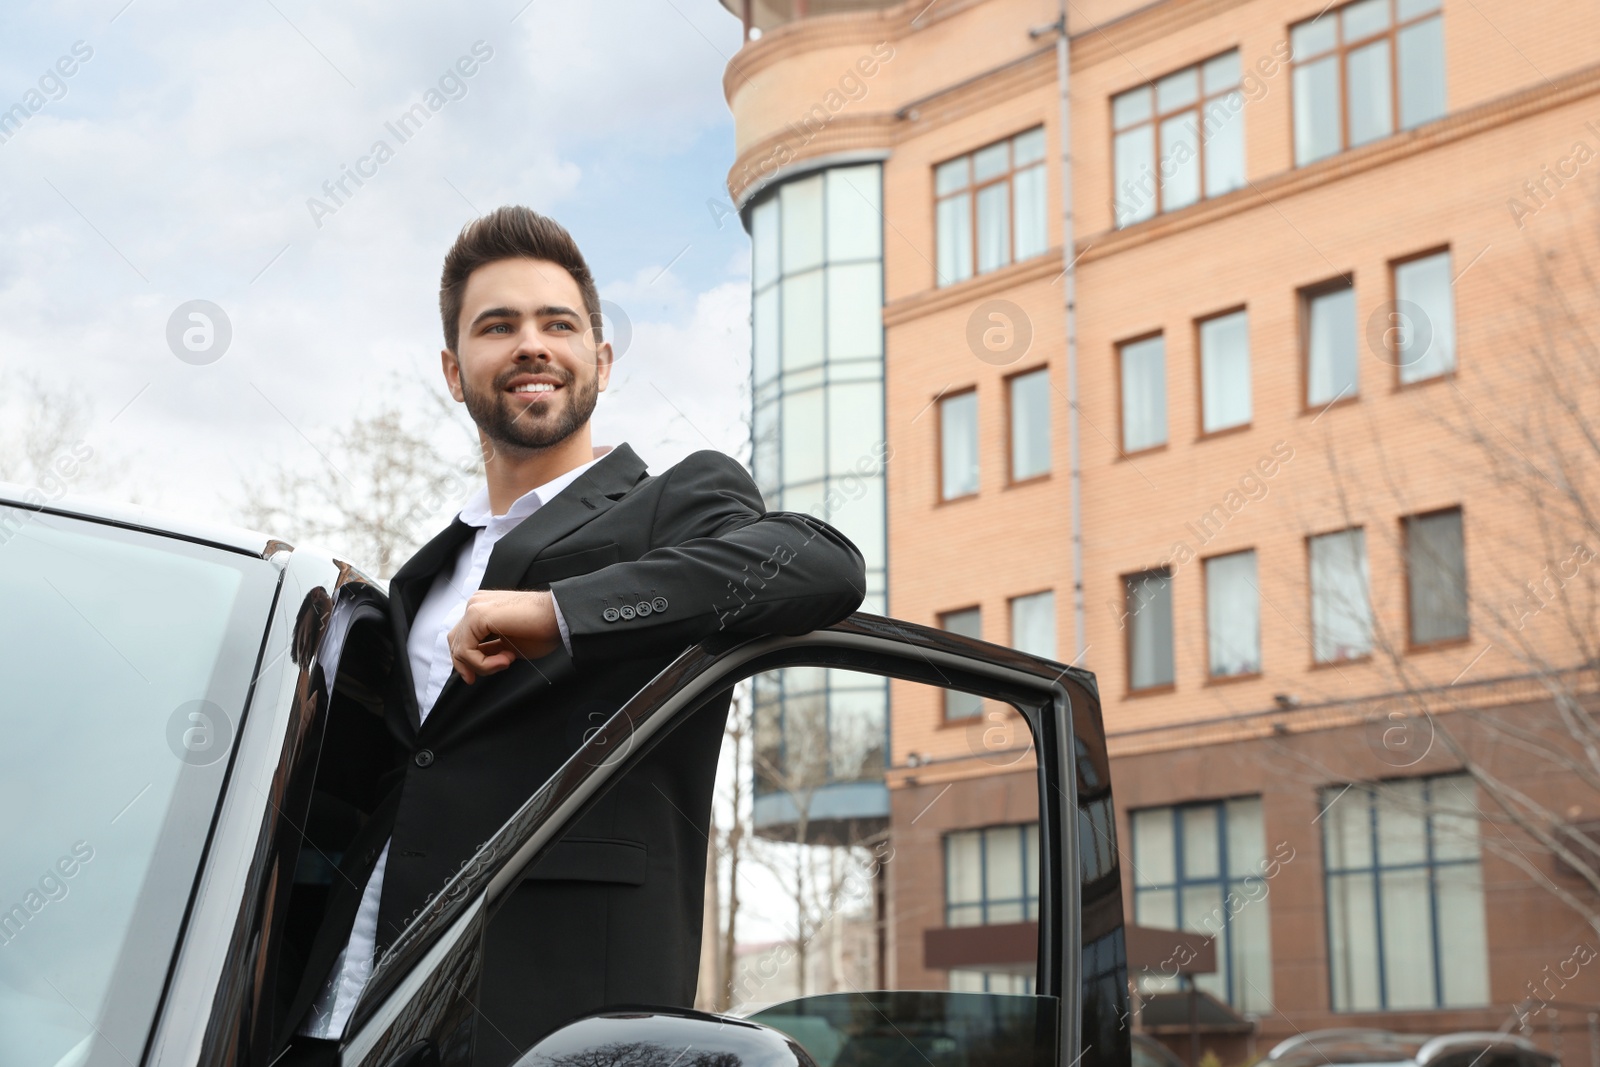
[723,0,991,101]
[728,113,900,205]
[882,248,1064,327]
[724,45,1058,204]
[1105,665,1600,758]
[722,0,1249,204]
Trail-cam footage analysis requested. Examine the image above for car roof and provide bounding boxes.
[1267,1029,1429,1067]
[1417,1034,1541,1066]
[0,480,286,558]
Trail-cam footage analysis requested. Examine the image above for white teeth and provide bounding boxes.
[512,383,556,393]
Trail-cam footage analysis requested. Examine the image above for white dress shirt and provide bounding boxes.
[298,447,608,1039]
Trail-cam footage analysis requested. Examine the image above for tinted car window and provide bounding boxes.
[749,990,1059,1067]
[0,509,279,1067]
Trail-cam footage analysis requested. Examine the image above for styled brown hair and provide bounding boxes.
[438,206,602,353]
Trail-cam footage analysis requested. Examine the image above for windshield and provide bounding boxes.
[0,507,280,1067]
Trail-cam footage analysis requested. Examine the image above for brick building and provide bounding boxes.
[718,0,1600,1059]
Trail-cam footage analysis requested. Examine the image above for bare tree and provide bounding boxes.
[718,680,752,1012]
[234,379,479,579]
[1271,200,1600,949]
[742,685,882,1004]
[0,374,129,498]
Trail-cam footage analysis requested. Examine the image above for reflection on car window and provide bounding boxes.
[747,990,1059,1067]
[0,510,279,1067]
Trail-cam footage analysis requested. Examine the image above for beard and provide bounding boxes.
[459,361,600,453]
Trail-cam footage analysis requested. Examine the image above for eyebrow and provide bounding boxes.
[469,304,584,330]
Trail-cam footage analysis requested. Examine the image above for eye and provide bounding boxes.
[550,321,576,332]
[485,323,511,334]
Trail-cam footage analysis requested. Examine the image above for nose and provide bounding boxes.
[511,321,553,362]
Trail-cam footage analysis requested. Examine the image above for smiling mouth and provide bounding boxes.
[508,382,562,396]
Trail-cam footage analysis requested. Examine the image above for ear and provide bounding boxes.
[595,341,615,393]
[441,348,465,403]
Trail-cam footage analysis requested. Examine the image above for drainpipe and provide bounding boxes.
[1032,0,1085,664]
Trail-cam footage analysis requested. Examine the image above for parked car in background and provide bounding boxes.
[0,487,1129,1067]
[1265,1029,1557,1067]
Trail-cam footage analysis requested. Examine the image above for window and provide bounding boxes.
[1405,508,1467,645]
[1205,551,1260,677]
[1322,773,1488,1011]
[1125,569,1174,691]
[1309,528,1373,663]
[939,607,983,719]
[1010,591,1056,660]
[1291,0,1447,167]
[1119,334,1167,453]
[1304,279,1359,408]
[1393,250,1456,384]
[939,390,979,500]
[950,970,1036,994]
[1007,367,1051,481]
[1132,797,1274,1012]
[749,164,888,621]
[935,127,1048,286]
[945,823,1040,925]
[1112,51,1246,228]
[1198,309,1251,434]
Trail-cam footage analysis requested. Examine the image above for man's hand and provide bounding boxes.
[447,589,562,684]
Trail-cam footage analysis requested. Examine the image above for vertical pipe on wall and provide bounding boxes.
[1054,0,1087,665]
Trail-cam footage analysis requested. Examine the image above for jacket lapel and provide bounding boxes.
[386,516,477,737]
[417,443,650,734]
[476,442,649,591]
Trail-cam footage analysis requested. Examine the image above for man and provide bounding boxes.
[275,207,865,1064]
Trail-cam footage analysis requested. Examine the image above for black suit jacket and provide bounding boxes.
[278,442,865,1064]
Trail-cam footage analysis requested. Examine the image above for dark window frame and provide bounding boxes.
[1299,273,1359,414]
[1289,0,1446,166]
[1194,304,1252,440]
[1123,566,1176,696]
[1388,244,1457,390]
[1116,330,1169,458]
[943,821,1042,926]
[1201,547,1262,683]
[933,125,1050,287]
[936,385,981,504]
[937,604,985,722]
[1319,773,1486,1012]
[1109,49,1246,227]
[1004,363,1053,486]
[1306,526,1374,668]
[1129,795,1270,1009]
[1402,505,1469,650]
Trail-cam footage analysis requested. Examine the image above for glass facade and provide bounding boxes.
[748,163,888,803]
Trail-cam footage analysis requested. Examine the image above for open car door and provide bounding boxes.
[332,613,1130,1067]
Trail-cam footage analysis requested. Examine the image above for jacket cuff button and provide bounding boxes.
[619,604,636,620]
[652,596,668,612]
[602,607,620,622]
[636,600,652,616]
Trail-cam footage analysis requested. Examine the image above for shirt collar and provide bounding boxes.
[457,446,612,529]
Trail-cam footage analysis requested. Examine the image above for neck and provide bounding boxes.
[480,425,601,515]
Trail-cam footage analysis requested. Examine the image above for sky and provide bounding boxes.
[0,0,829,947]
[0,0,755,525]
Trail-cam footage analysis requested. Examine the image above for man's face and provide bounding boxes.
[443,257,612,453]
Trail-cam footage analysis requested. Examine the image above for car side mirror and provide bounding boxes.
[512,1008,819,1067]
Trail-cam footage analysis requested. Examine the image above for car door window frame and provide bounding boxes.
[342,615,1118,1067]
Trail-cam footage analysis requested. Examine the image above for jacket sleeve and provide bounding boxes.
[547,449,866,665]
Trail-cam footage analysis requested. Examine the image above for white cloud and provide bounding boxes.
[0,0,753,522]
